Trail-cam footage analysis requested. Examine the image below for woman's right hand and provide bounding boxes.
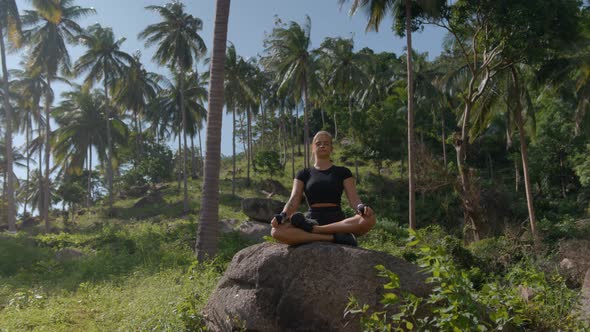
[271,217,279,228]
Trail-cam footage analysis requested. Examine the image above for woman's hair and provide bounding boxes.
[312,131,333,144]
[311,131,333,164]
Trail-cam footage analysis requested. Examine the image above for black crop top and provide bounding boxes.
[295,166,353,206]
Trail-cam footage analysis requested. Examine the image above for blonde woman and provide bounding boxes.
[271,131,376,246]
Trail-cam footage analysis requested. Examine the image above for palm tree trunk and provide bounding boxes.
[177,133,182,190]
[441,108,447,168]
[138,113,144,157]
[291,107,295,179]
[281,109,289,170]
[87,142,92,208]
[180,73,189,213]
[197,126,203,177]
[296,105,301,156]
[303,79,310,169]
[25,116,30,215]
[405,0,416,231]
[260,99,265,149]
[240,113,247,162]
[43,78,52,232]
[191,135,197,178]
[510,66,538,248]
[104,67,113,212]
[38,110,43,216]
[232,105,236,196]
[247,107,252,185]
[196,0,231,262]
[134,109,139,169]
[0,25,16,233]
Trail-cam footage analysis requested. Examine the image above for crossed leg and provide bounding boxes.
[270,213,376,245]
[271,223,334,246]
[311,213,376,236]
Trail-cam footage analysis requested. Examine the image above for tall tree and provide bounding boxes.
[10,66,52,216]
[196,0,231,261]
[22,0,95,231]
[433,0,580,242]
[221,43,256,195]
[53,87,127,208]
[340,0,444,230]
[114,52,162,165]
[74,23,132,212]
[139,1,207,213]
[0,0,22,232]
[262,16,318,168]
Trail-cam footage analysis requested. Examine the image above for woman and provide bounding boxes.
[271,131,376,246]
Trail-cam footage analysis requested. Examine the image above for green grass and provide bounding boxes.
[0,210,249,331]
[4,143,585,330]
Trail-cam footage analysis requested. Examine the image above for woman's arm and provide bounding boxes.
[343,177,362,211]
[271,179,305,228]
[343,177,374,217]
[283,179,304,216]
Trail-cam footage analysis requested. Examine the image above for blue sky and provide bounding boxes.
[8,0,446,168]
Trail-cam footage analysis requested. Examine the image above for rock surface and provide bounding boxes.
[558,239,590,286]
[133,192,166,209]
[259,179,290,197]
[203,242,431,331]
[55,248,85,261]
[241,198,285,223]
[219,219,271,243]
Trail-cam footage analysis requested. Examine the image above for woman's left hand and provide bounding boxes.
[359,205,374,217]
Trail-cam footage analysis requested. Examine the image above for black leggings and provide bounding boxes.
[305,207,346,226]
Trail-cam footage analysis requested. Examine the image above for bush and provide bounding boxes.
[253,150,282,179]
[347,229,589,331]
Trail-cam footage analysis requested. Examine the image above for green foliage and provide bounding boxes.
[0,217,229,331]
[573,144,590,187]
[137,140,175,184]
[116,139,174,194]
[253,150,283,179]
[175,260,225,332]
[347,228,589,331]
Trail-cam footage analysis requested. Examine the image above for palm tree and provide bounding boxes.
[220,43,255,195]
[74,23,132,212]
[0,0,22,232]
[53,87,127,208]
[317,36,366,179]
[139,1,207,213]
[22,0,95,231]
[340,0,443,230]
[17,170,57,217]
[262,16,318,168]
[196,0,231,262]
[317,37,366,126]
[114,52,162,165]
[149,71,207,192]
[10,66,52,216]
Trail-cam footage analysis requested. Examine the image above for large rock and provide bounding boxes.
[55,248,85,261]
[203,242,431,331]
[219,219,271,243]
[558,239,590,287]
[19,216,41,230]
[241,198,285,223]
[259,179,290,197]
[133,192,166,209]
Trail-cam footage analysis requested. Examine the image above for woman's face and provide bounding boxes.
[313,134,332,158]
